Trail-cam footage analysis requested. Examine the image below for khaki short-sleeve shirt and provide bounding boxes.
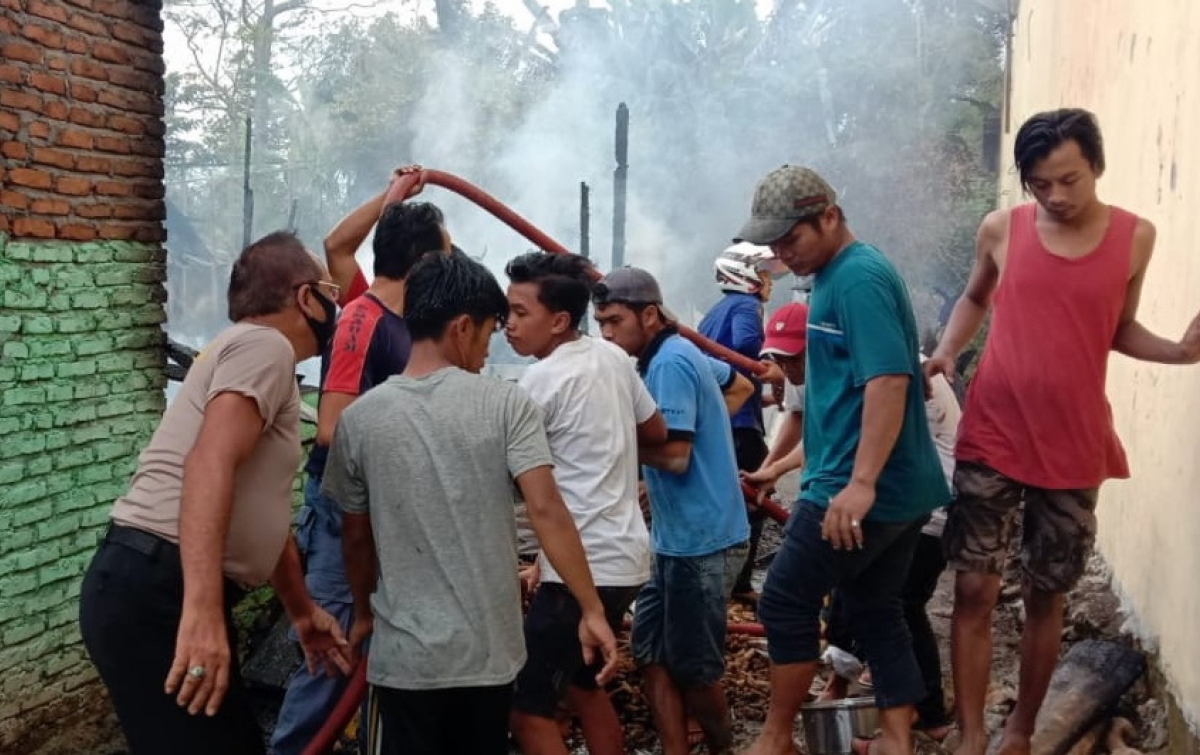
[111,323,301,586]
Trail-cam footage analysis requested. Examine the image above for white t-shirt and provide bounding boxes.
[782,380,805,413]
[922,370,961,537]
[519,336,657,586]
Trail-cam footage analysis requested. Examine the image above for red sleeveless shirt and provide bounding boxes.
[956,203,1134,489]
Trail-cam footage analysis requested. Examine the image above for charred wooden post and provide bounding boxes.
[580,180,590,334]
[242,116,254,249]
[612,102,628,268]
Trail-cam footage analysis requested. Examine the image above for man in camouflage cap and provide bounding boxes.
[739,166,949,755]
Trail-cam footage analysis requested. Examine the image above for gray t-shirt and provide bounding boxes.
[322,366,552,690]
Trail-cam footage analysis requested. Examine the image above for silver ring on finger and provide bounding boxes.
[188,665,207,681]
[850,519,861,528]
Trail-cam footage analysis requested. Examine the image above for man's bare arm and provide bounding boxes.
[849,375,909,488]
[341,511,377,657]
[639,439,692,474]
[822,374,909,550]
[1112,219,1200,364]
[519,465,619,683]
[761,410,802,469]
[928,209,1006,379]
[270,536,350,676]
[323,166,425,294]
[168,392,265,715]
[316,391,356,447]
[723,372,755,415]
[324,188,388,294]
[747,412,805,487]
[636,411,668,446]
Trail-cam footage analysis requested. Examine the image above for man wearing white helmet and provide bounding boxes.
[697,242,786,605]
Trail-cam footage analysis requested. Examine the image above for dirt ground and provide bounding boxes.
[562,492,1173,755]
[550,528,1170,754]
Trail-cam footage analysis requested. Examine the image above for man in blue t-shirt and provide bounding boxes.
[593,267,750,755]
[271,201,451,755]
[698,242,786,604]
[735,166,950,755]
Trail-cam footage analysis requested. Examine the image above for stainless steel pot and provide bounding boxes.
[797,697,880,755]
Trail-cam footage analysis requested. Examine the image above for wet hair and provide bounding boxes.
[404,250,509,341]
[372,201,447,280]
[227,231,321,322]
[504,251,596,330]
[1014,109,1105,190]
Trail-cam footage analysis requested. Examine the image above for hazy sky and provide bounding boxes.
[163,0,775,71]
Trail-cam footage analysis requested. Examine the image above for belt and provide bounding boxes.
[103,523,249,603]
[105,523,178,560]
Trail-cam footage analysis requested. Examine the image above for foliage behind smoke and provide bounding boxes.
[164,0,1007,348]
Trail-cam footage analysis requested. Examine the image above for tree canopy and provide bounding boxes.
[163,0,1009,345]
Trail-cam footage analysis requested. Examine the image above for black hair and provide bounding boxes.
[799,205,846,233]
[404,250,509,341]
[372,201,447,280]
[1014,109,1105,190]
[227,230,321,321]
[504,251,596,330]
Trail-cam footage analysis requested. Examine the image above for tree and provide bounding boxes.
[161,0,1007,342]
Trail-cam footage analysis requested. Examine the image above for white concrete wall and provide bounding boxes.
[1003,0,1200,732]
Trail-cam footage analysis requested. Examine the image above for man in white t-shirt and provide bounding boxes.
[744,303,808,492]
[504,251,668,755]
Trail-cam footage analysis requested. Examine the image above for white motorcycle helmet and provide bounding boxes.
[714,242,785,296]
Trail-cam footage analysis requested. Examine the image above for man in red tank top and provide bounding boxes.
[926,109,1200,755]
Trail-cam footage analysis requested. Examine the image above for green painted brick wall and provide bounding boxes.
[0,232,166,733]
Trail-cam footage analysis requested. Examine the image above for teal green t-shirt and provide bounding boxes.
[800,241,950,521]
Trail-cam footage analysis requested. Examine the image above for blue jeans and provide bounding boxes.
[630,543,748,688]
[758,500,926,709]
[270,476,358,755]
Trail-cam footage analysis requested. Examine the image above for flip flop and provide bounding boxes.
[913,723,953,743]
[851,737,882,755]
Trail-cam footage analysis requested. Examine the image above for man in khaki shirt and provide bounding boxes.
[80,231,351,755]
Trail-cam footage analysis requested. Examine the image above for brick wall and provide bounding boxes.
[0,1,168,752]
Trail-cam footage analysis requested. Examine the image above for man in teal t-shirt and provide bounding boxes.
[736,165,949,755]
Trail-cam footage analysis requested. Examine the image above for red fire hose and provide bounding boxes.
[301,170,785,755]
[384,169,771,379]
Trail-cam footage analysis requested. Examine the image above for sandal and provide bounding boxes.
[851,737,882,755]
[913,722,953,743]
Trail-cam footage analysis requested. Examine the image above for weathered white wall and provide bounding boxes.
[1002,0,1200,733]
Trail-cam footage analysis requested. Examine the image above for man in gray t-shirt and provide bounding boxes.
[322,251,617,755]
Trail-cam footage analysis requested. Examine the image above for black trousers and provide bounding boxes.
[373,683,514,755]
[826,533,950,727]
[731,427,769,594]
[79,525,262,755]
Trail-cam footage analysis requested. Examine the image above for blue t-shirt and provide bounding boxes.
[698,292,764,433]
[638,332,750,557]
[800,242,950,521]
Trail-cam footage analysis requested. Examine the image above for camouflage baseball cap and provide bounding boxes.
[736,165,837,245]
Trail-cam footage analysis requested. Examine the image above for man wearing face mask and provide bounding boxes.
[270,201,453,755]
[79,232,351,754]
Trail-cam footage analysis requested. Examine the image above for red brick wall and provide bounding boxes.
[0,0,166,241]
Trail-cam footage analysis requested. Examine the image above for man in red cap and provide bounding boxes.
[744,303,808,491]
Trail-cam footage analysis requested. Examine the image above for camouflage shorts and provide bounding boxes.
[943,462,1099,593]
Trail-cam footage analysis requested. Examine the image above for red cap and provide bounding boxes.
[761,302,808,357]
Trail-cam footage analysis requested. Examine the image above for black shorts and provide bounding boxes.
[511,582,640,718]
[372,683,513,755]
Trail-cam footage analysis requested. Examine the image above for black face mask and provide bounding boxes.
[305,289,338,353]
